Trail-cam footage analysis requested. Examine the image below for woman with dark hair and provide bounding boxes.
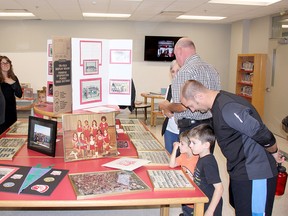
[0,56,22,134]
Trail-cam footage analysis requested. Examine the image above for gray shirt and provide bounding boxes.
[172,54,221,122]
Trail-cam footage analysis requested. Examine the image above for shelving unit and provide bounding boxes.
[235,54,267,117]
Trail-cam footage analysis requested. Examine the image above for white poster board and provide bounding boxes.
[71,38,132,110]
[47,38,132,111]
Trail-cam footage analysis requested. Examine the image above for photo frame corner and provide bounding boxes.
[83,59,99,75]
[27,116,57,157]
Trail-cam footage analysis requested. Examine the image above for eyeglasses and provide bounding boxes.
[1,62,10,66]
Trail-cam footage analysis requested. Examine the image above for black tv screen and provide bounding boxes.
[144,36,181,62]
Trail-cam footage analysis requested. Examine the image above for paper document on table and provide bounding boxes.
[102,157,150,171]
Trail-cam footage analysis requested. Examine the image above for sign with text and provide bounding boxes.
[52,37,72,114]
[54,60,71,86]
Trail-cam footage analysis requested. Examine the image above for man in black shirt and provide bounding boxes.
[181,79,285,216]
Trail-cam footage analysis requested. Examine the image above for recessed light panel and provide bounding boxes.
[208,0,282,6]
[83,13,131,18]
[177,15,226,20]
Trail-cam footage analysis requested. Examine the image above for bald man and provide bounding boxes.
[159,37,221,134]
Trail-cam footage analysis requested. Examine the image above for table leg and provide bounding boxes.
[150,98,155,126]
[160,205,169,216]
[194,202,204,216]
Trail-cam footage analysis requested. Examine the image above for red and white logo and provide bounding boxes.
[31,185,49,193]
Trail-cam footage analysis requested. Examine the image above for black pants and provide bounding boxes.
[229,176,277,216]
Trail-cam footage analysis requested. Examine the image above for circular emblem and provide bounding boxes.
[44,177,55,182]
[3,182,15,187]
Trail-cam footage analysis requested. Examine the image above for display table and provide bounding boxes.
[0,120,208,216]
[140,93,165,126]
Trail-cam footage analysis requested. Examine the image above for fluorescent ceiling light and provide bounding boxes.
[177,15,226,21]
[282,25,288,28]
[83,13,131,18]
[0,12,35,17]
[208,0,282,6]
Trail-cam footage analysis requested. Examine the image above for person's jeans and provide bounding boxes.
[182,204,194,216]
[163,130,179,154]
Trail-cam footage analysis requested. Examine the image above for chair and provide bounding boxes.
[151,110,164,126]
[134,101,151,122]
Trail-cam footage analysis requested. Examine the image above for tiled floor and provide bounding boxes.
[2,109,287,216]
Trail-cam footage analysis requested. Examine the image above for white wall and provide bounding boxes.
[228,21,245,92]
[0,20,231,101]
[229,16,288,137]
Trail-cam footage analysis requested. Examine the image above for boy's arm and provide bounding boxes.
[169,142,180,168]
[204,182,223,216]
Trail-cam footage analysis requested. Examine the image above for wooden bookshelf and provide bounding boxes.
[235,54,267,117]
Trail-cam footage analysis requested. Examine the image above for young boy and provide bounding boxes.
[169,130,199,216]
[188,124,223,216]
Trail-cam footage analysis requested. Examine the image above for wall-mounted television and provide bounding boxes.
[144,36,182,62]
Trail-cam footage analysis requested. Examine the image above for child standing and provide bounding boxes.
[169,130,199,216]
[188,124,223,216]
[99,115,108,134]
[36,87,47,105]
[34,87,47,118]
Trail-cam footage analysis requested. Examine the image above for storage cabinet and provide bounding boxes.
[235,54,267,117]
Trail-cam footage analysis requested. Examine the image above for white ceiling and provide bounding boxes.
[0,0,287,24]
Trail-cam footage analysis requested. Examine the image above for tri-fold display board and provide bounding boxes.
[46,37,133,114]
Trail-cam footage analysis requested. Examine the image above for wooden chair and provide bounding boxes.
[151,110,164,126]
[134,101,151,122]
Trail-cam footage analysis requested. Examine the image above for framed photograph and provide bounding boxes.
[119,119,141,125]
[27,116,57,157]
[20,83,31,89]
[126,131,155,140]
[131,139,164,151]
[69,170,150,200]
[109,79,130,95]
[80,78,102,104]
[23,87,34,99]
[48,61,53,75]
[80,40,102,66]
[83,59,99,75]
[47,81,53,96]
[48,43,52,57]
[0,166,19,183]
[110,49,131,64]
[0,137,27,160]
[138,151,170,166]
[121,124,146,132]
[0,164,68,196]
[62,112,118,162]
[147,169,194,191]
[6,121,29,136]
[117,140,130,149]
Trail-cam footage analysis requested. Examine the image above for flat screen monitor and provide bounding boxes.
[144,36,181,62]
